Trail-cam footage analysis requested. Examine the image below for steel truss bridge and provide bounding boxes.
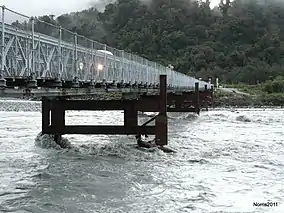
[0,5,212,92]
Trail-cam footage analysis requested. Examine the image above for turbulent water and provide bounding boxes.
[0,99,283,213]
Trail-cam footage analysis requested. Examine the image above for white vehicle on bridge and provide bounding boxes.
[96,50,113,71]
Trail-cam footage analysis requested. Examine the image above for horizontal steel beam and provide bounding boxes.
[0,88,158,97]
[49,99,203,112]
[0,87,206,98]
[57,100,135,110]
[46,125,156,135]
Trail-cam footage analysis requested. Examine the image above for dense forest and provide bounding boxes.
[12,0,284,86]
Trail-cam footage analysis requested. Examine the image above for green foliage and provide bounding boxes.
[214,88,284,107]
[12,0,284,84]
[223,83,265,95]
[258,93,284,106]
[263,76,284,93]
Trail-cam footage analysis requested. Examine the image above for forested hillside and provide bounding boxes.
[13,0,284,84]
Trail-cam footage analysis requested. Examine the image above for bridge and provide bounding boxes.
[0,6,214,151]
[0,6,212,92]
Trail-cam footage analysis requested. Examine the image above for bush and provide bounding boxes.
[263,78,284,94]
[258,93,284,106]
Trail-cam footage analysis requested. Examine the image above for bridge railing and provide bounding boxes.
[0,5,212,89]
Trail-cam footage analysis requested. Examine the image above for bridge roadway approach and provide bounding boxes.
[37,75,214,152]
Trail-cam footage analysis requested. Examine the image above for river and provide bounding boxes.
[0,99,283,213]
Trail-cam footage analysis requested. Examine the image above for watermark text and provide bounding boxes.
[253,202,278,207]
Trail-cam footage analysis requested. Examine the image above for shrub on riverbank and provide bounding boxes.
[262,77,284,94]
[214,90,284,107]
[257,93,284,106]
[220,77,284,107]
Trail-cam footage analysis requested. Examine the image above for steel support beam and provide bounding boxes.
[40,75,214,150]
[46,125,155,135]
[155,75,167,146]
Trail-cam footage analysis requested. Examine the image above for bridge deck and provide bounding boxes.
[0,86,210,99]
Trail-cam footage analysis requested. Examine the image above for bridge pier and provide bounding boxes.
[41,75,213,152]
[71,77,80,88]
[0,78,7,87]
[27,79,38,88]
[52,79,63,87]
[195,82,200,115]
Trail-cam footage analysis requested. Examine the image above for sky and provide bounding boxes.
[1,0,221,18]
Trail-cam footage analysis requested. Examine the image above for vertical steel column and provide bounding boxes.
[1,6,5,81]
[58,26,62,80]
[42,97,50,134]
[146,60,149,85]
[25,33,29,76]
[74,32,78,80]
[15,29,18,77]
[91,40,94,83]
[155,75,168,146]
[195,82,200,115]
[103,44,107,81]
[31,17,35,77]
[154,62,157,85]
[211,85,214,109]
[51,99,65,143]
[124,103,138,133]
[121,50,124,82]
[204,84,208,111]
[37,36,41,78]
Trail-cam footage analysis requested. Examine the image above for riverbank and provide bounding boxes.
[214,89,284,107]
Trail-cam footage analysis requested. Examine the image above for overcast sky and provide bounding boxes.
[2,0,220,17]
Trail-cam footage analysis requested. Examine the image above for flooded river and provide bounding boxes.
[0,99,283,213]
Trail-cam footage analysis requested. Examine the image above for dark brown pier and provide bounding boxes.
[41,75,213,150]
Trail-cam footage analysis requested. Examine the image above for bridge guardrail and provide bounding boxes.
[0,5,212,89]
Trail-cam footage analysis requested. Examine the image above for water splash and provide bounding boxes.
[34,132,72,149]
[236,115,251,122]
[34,132,168,161]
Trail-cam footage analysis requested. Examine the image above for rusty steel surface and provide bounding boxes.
[44,126,155,135]
[155,75,168,146]
[41,75,214,148]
